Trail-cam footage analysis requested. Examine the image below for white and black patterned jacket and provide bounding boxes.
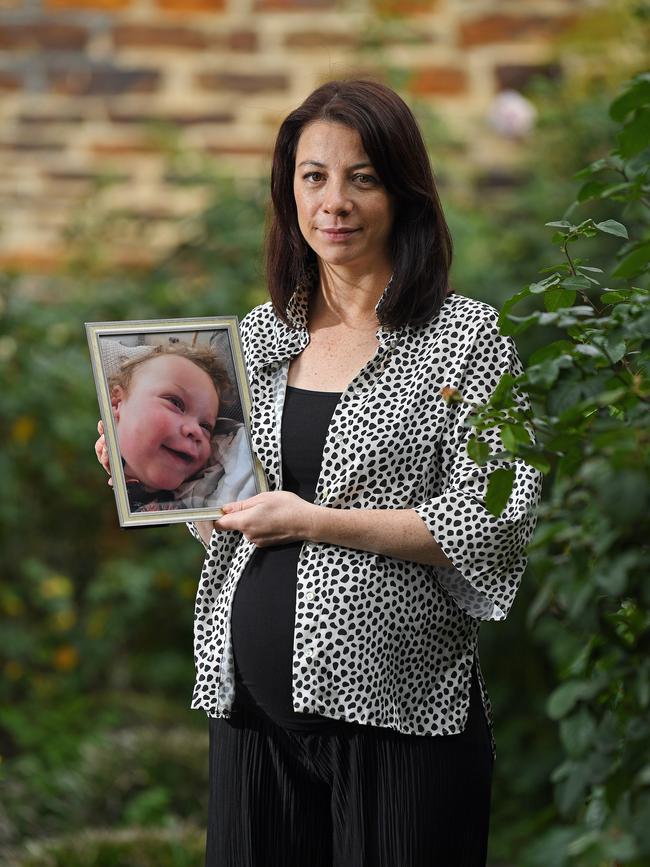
[188,289,542,741]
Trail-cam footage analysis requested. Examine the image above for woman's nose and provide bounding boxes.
[322,180,352,214]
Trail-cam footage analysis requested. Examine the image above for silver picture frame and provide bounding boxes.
[86,316,267,527]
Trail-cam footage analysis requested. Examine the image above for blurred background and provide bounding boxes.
[0,0,648,864]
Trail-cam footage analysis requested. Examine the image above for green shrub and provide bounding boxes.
[467,71,650,866]
[11,825,204,867]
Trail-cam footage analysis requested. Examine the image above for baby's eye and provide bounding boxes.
[164,395,184,411]
[200,422,214,435]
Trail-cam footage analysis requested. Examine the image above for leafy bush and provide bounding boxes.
[467,71,650,866]
[9,825,204,867]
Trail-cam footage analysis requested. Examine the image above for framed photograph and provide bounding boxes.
[86,316,267,528]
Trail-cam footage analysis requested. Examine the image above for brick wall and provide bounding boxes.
[0,0,603,268]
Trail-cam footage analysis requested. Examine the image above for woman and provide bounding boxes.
[98,80,541,866]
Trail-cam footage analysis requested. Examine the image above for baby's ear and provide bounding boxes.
[110,385,124,421]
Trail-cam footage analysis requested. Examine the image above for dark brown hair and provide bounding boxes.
[109,344,234,408]
[266,79,453,330]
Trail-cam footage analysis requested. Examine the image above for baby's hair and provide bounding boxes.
[109,343,235,408]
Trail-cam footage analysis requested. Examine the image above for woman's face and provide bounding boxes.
[111,354,219,492]
[293,121,394,274]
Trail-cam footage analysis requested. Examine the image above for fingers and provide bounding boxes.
[221,497,256,514]
[95,418,112,480]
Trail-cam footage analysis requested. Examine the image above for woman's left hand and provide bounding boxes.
[215,491,318,547]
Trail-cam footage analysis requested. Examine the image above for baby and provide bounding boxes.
[107,343,236,512]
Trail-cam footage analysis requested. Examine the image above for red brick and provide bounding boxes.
[49,66,160,96]
[90,140,162,156]
[315,67,383,87]
[284,31,357,48]
[19,113,85,124]
[459,14,578,47]
[46,169,130,182]
[113,25,210,49]
[206,144,272,157]
[0,24,89,51]
[255,0,335,9]
[495,63,562,91]
[46,0,131,9]
[0,250,65,272]
[108,109,235,125]
[409,66,467,96]
[372,0,438,14]
[366,30,435,48]
[0,142,66,155]
[154,0,225,11]
[0,72,22,91]
[196,72,289,94]
[226,30,258,52]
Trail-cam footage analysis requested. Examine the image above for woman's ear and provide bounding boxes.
[110,385,124,421]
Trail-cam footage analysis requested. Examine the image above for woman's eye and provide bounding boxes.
[354,173,377,185]
[304,171,324,182]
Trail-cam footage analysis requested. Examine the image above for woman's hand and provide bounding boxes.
[95,420,113,486]
[95,420,139,487]
[215,491,318,547]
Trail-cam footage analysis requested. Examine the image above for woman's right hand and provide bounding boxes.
[95,419,113,486]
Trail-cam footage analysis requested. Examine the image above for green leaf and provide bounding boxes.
[609,78,650,121]
[617,107,650,158]
[485,467,515,516]
[530,274,562,293]
[594,219,629,239]
[611,240,650,278]
[576,179,611,202]
[545,288,576,312]
[600,180,633,199]
[467,436,490,464]
[500,422,531,452]
[529,340,574,364]
[547,680,600,720]
[497,286,532,333]
[490,372,516,409]
[574,157,609,179]
[605,337,626,363]
[549,381,582,416]
[526,356,570,388]
[574,343,603,358]
[522,451,551,474]
[601,290,631,304]
[559,708,596,757]
[545,220,572,229]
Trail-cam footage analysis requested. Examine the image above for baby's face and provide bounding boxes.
[111,354,219,492]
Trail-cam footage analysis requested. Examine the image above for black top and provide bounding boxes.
[230,384,489,740]
[231,384,345,732]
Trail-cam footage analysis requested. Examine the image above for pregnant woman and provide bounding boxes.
[98,79,541,866]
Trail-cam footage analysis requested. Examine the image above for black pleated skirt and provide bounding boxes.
[205,669,493,867]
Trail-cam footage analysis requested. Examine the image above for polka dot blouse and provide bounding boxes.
[188,290,542,739]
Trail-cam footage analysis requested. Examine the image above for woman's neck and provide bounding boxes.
[312,262,393,329]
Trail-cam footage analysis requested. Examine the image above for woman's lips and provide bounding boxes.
[319,227,360,240]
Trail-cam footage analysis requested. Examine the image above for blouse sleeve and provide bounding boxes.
[413,316,543,621]
[186,521,212,551]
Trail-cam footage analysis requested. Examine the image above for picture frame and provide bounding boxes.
[85,316,267,528]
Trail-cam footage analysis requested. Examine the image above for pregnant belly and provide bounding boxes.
[230,542,347,732]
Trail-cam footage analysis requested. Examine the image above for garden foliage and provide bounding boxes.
[1,45,647,867]
[465,72,650,866]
